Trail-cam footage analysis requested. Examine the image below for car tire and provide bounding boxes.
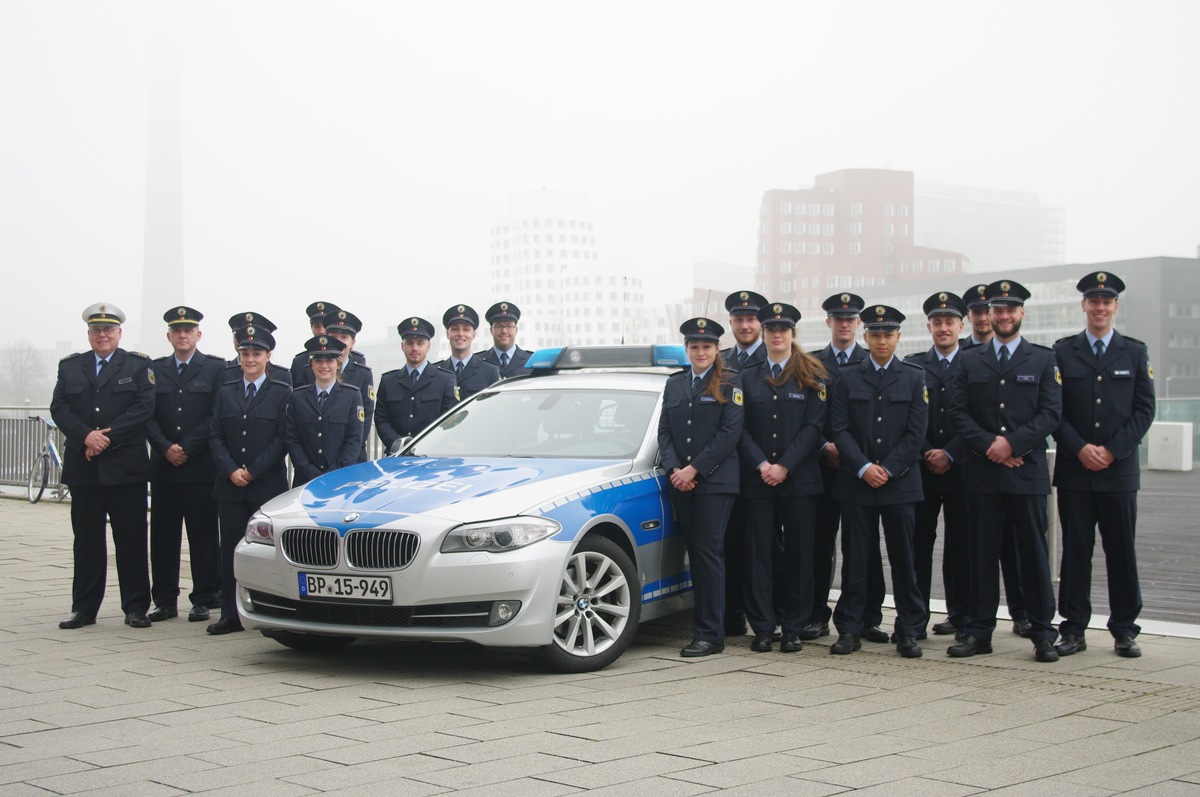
[535,535,641,673]
[262,630,358,652]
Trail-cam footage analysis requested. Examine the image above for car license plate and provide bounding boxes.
[298,573,391,603]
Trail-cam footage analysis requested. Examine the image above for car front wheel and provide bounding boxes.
[536,535,641,673]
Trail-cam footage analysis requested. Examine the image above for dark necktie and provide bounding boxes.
[771,363,781,379]
[691,375,700,396]
[998,345,1010,367]
[455,361,464,378]
[942,358,950,372]
[245,382,256,403]
[500,352,510,368]
[177,361,187,377]
[317,390,328,411]
[97,357,108,375]
[837,351,848,367]
[737,350,748,369]
[410,369,419,383]
[1094,339,1105,359]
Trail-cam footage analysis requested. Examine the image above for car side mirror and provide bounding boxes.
[388,436,413,456]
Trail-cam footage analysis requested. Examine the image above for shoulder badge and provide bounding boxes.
[368,385,376,401]
[1055,365,1062,385]
[732,387,744,406]
[357,405,365,422]
[147,367,156,385]
[923,386,929,404]
[818,383,827,402]
[454,386,461,401]
[1148,363,1154,381]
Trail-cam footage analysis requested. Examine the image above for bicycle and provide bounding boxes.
[27,415,70,503]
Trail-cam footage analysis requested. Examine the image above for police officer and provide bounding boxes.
[52,303,155,629]
[719,289,767,637]
[285,336,366,487]
[722,290,768,371]
[226,312,292,385]
[906,292,970,639]
[737,303,828,653]
[963,284,1031,638]
[289,302,369,384]
[947,280,1062,662]
[375,317,459,452]
[208,324,290,635]
[805,293,887,643]
[314,309,375,462]
[439,304,501,401]
[145,306,225,623]
[1053,271,1155,659]
[658,317,744,657]
[479,301,534,378]
[829,305,928,658]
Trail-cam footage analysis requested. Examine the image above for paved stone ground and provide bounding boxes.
[3,498,1200,795]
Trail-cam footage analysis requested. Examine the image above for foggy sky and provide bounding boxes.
[2,0,1198,360]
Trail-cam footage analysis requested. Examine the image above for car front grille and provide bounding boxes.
[346,529,420,569]
[246,591,492,627]
[280,527,338,568]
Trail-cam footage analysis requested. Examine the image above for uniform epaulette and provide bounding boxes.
[222,376,241,386]
[899,359,924,370]
[60,351,83,362]
[1055,335,1074,344]
[1031,342,1054,352]
[129,351,151,360]
[1122,335,1146,346]
[382,368,405,377]
[270,378,291,388]
[903,351,923,361]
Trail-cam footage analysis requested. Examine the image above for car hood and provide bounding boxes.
[275,456,635,534]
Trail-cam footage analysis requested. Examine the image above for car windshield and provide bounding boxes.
[407,388,659,459]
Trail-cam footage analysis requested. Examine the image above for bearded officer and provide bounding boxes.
[145,306,225,623]
[51,303,155,629]
[375,317,459,452]
[479,301,533,378]
[1052,271,1155,659]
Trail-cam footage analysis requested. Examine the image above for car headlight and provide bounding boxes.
[245,511,274,545]
[440,516,561,553]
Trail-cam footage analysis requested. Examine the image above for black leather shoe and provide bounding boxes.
[188,605,211,622]
[947,635,993,657]
[680,639,723,657]
[895,635,923,658]
[830,633,861,655]
[1034,640,1060,662]
[58,612,95,629]
[750,632,773,653]
[798,621,829,640]
[1012,617,1033,637]
[863,626,889,644]
[207,617,244,636]
[1055,633,1087,656]
[932,621,957,636]
[1115,635,1142,658]
[125,611,151,628]
[147,606,178,622]
[725,619,747,637]
[780,632,803,653]
[889,630,928,642]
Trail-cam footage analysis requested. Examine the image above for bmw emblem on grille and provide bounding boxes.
[343,512,360,523]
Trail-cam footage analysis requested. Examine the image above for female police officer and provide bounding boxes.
[285,336,365,487]
[658,318,744,657]
[737,303,829,653]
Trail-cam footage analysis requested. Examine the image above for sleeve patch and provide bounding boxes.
[1054,365,1062,385]
[818,383,827,402]
[147,368,156,385]
[368,385,376,401]
[1148,363,1154,381]
[732,387,744,406]
[357,405,365,422]
[923,386,929,404]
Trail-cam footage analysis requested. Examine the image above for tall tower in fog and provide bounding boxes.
[138,4,183,352]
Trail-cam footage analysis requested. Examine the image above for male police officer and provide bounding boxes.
[439,304,501,401]
[145,306,225,623]
[829,305,928,658]
[1052,272,1155,659]
[805,293,887,643]
[375,317,459,452]
[906,293,969,638]
[290,301,369,384]
[52,303,155,629]
[963,283,1032,638]
[722,290,768,371]
[948,280,1062,662]
[479,302,533,378]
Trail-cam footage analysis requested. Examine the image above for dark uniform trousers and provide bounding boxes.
[658,369,743,645]
[736,359,825,636]
[949,338,1062,644]
[961,337,1028,625]
[50,348,155,618]
[720,344,766,633]
[829,357,928,638]
[285,382,366,487]
[147,352,224,610]
[439,356,502,402]
[907,348,969,631]
[1053,329,1155,639]
[374,364,459,452]
[210,377,290,621]
[810,344,885,628]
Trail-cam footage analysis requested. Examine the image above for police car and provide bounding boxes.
[233,345,695,672]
